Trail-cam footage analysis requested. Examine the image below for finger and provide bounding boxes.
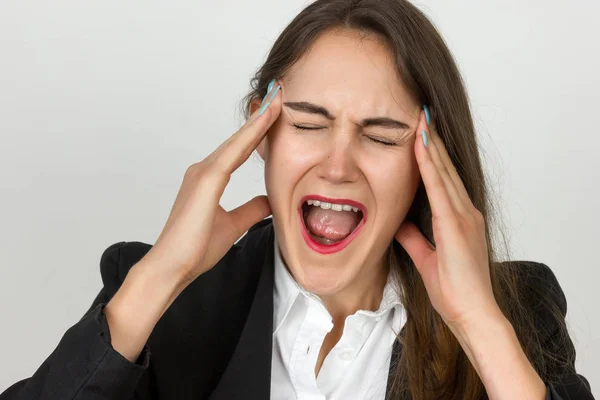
[414,111,455,219]
[226,195,272,242]
[421,111,467,214]
[427,120,472,207]
[394,221,436,276]
[210,82,282,175]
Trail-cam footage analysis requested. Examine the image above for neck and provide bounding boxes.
[319,256,389,323]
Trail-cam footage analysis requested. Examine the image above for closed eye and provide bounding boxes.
[292,124,323,130]
[367,136,396,146]
[292,124,398,146]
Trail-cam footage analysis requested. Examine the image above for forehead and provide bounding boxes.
[281,29,418,119]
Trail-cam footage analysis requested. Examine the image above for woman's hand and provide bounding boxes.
[394,106,500,330]
[144,81,282,288]
[394,107,548,399]
[105,80,281,362]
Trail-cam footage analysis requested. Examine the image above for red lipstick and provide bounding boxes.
[297,195,367,255]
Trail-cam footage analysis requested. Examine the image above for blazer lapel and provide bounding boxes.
[209,223,276,400]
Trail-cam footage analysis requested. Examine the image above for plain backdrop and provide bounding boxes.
[0,0,598,394]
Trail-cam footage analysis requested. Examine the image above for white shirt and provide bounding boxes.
[270,239,407,400]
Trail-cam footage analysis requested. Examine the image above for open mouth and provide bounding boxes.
[298,195,367,255]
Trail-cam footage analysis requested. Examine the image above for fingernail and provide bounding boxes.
[261,79,276,106]
[423,104,431,126]
[259,85,280,115]
[421,129,428,147]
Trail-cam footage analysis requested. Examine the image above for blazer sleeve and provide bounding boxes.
[0,242,151,400]
[517,262,595,400]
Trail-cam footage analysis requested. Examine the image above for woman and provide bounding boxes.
[0,0,594,399]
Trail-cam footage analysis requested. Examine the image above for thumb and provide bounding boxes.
[394,221,435,272]
[227,195,272,240]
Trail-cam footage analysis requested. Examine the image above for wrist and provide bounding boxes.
[448,305,509,341]
[132,256,189,298]
[447,306,512,373]
[104,259,184,362]
[448,306,546,399]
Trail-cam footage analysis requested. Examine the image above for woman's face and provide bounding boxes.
[254,29,421,297]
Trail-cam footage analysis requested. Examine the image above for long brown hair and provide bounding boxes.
[241,1,574,398]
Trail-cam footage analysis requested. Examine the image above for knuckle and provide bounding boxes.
[432,207,455,224]
[439,169,451,183]
[439,164,452,178]
[417,158,434,172]
[184,163,202,179]
[185,161,223,186]
[201,163,229,186]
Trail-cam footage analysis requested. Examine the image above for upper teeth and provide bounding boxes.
[306,200,359,212]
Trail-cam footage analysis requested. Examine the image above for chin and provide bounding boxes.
[279,226,375,298]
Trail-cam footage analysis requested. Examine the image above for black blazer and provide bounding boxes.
[0,218,594,399]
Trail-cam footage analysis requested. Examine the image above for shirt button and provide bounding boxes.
[340,352,353,361]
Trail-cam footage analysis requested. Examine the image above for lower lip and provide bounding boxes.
[297,207,367,255]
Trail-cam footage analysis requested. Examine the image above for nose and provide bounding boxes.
[315,130,361,185]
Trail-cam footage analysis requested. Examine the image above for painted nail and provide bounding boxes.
[259,85,280,115]
[423,104,431,126]
[261,79,276,106]
[422,129,428,147]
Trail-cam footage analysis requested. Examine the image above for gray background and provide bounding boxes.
[0,0,598,393]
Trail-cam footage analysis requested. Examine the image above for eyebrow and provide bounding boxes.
[283,101,410,130]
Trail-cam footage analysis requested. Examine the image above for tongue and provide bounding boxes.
[305,206,361,242]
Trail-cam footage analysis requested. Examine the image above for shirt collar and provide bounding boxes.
[272,236,403,333]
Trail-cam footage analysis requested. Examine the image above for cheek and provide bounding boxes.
[361,151,420,213]
[266,129,322,177]
[264,129,321,209]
